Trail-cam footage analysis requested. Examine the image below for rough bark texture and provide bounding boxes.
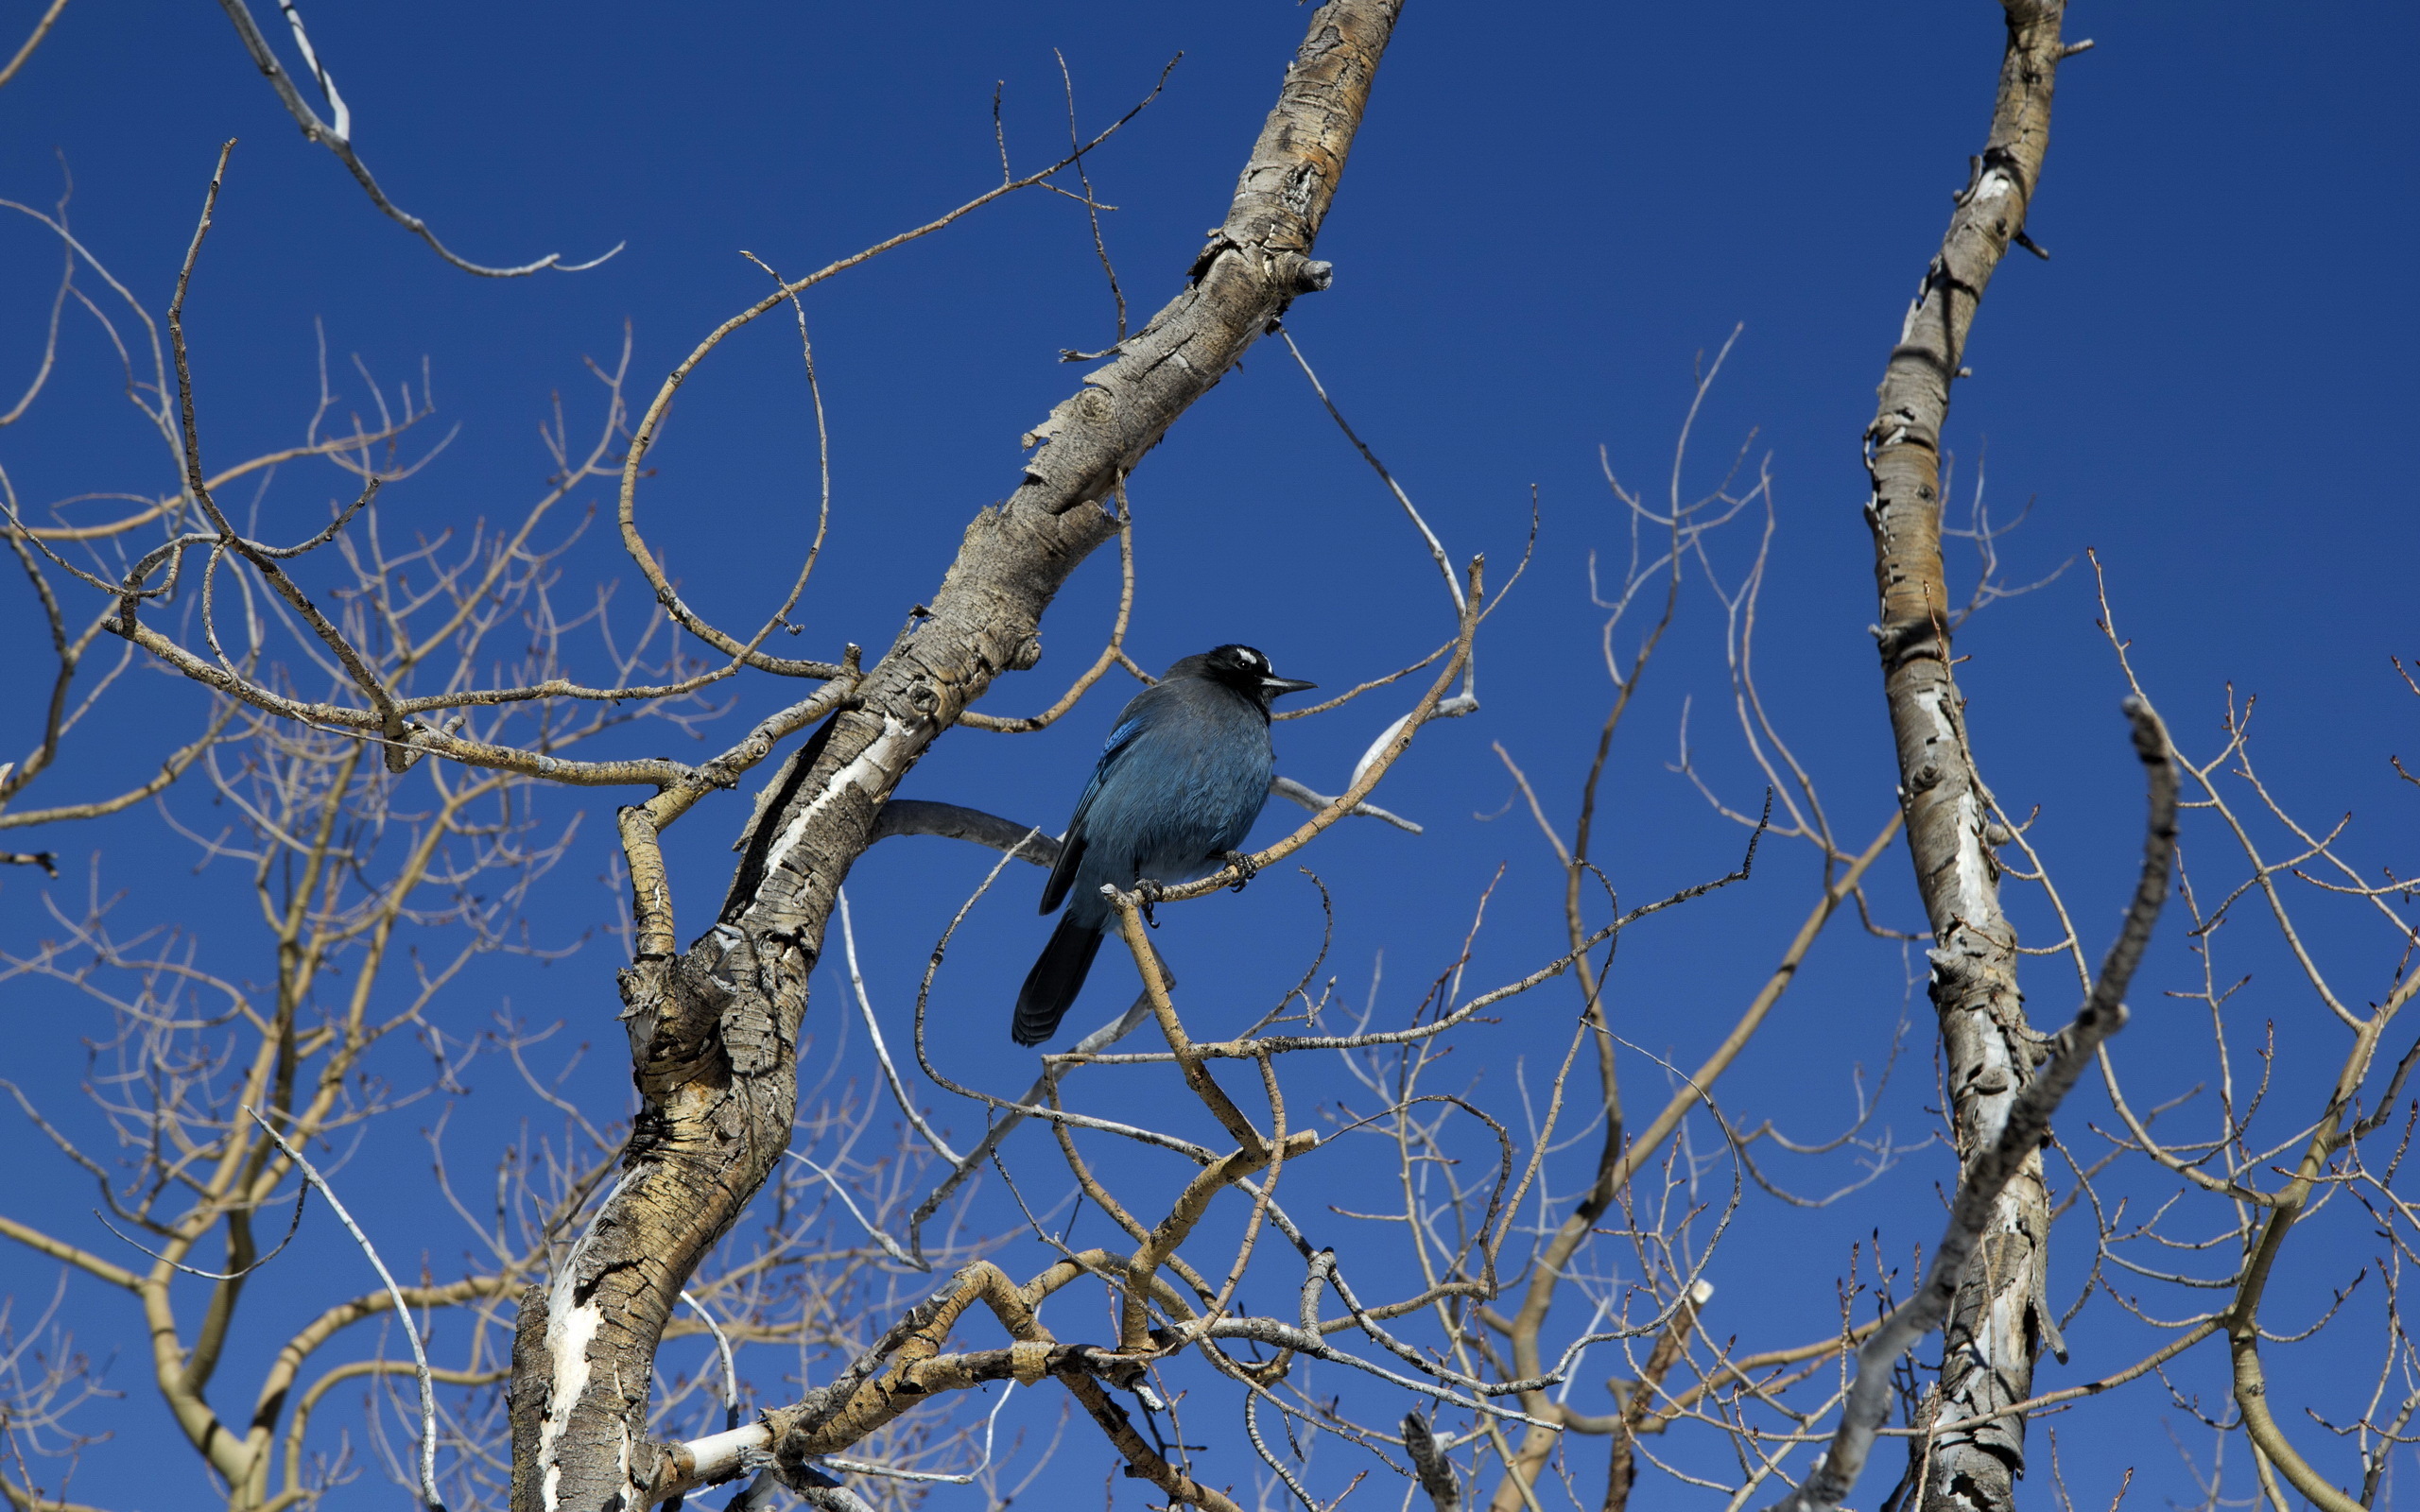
[505,4,1402,1507]
[1861,6,2066,1511]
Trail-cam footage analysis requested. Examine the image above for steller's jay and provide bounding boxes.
[1012,644,1316,1045]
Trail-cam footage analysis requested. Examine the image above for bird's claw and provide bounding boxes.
[1135,879,1166,928]
[1219,851,1260,891]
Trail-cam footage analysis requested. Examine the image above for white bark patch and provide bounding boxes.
[1912,689,1995,919]
[1952,789,1993,916]
[537,1294,601,1510]
[1350,713,1410,791]
[759,715,912,884]
[536,1167,638,1509]
[675,1423,774,1487]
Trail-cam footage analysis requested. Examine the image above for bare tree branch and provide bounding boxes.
[0,0,67,91]
[213,0,620,277]
[1857,3,2072,1503]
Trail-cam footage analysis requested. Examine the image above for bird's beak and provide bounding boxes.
[1261,676,1317,697]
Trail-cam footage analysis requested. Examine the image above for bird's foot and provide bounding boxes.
[1219,850,1260,890]
[1134,878,1167,928]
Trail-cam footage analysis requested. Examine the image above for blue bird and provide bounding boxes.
[1013,644,1317,1045]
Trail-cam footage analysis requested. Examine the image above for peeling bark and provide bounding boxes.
[1859,5,2068,1510]
[505,4,1403,1506]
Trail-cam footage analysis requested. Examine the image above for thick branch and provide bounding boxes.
[1858,4,2068,1506]
[509,6,1404,1507]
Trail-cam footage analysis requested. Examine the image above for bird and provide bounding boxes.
[1012,644,1316,1046]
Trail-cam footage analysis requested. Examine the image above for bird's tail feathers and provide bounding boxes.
[1012,912,1105,1047]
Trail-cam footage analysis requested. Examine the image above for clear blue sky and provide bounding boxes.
[3,3,2415,1508]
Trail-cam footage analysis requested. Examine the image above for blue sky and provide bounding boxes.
[3,3,2416,1508]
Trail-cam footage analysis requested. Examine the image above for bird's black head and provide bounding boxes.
[1166,644,1317,713]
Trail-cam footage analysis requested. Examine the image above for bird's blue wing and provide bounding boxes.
[1038,713,1151,915]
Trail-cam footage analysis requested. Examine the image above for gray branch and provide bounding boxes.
[867,799,1061,864]
[868,782,1419,861]
[1271,773,1423,834]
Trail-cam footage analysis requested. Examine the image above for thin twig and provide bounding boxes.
[245,1107,446,1512]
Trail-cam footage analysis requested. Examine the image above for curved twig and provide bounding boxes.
[245,1108,447,1512]
[214,0,619,276]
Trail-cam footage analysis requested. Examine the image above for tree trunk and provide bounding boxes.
[504,4,1405,1507]
[1860,6,2068,1511]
